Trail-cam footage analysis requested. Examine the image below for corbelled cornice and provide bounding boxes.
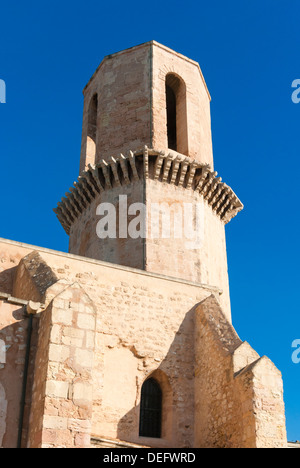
[54,146,243,235]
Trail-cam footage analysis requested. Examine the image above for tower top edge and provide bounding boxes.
[82,40,211,101]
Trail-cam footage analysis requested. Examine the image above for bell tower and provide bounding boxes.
[54,41,243,320]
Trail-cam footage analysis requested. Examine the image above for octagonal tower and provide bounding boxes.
[54,41,243,320]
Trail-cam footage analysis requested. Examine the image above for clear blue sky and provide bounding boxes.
[0,0,299,442]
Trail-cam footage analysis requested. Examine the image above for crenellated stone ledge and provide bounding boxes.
[54,146,244,235]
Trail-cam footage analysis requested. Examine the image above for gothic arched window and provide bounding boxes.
[139,378,162,438]
[165,73,188,156]
[86,93,98,165]
[166,83,177,151]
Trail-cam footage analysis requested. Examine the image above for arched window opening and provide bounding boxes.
[139,378,162,438]
[86,93,98,164]
[165,74,188,156]
[166,85,177,151]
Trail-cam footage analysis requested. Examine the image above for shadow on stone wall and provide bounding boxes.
[116,305,198,448]
[0,267,17,295]
[0,306,39,448]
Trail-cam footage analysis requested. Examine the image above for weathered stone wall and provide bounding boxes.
[80,44,151,172]
[235,356,287,448]
[40,248,215,447]
[0,299,35,448]
[69,180,146,270]
[13,251,58,303]
[194,296,287,448]
[27,282,96,448]
[0,247,24,295]
[145,178,231,319]
[152,43,213,167]
[69,152,232,320]
[0,239,218,448]
[79,41,213,174]
[0,248,44,449]
[0,239,288,448]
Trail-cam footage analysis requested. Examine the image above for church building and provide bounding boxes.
[0,41,287,448]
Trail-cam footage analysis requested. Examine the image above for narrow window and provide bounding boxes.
[139,378,162,438]
[165,74,188,156]
[86,93,98,164]
[166,84,177,150]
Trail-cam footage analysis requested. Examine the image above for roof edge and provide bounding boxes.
[83,40,211,101]
[0,237,222,294]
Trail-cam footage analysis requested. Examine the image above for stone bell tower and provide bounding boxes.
[54,41,243,321]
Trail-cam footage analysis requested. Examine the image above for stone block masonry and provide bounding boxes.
[57,147,242,320]
[26,282,96,448]
[0,41,288,449]
[0,238,288,448]
[194,296,287,448]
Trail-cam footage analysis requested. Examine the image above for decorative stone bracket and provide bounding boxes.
[54,146,243,235]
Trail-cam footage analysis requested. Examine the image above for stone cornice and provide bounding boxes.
[54,146,243,235]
